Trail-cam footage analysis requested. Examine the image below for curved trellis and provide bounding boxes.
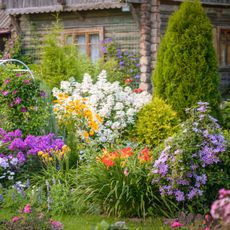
[0,59,34,80]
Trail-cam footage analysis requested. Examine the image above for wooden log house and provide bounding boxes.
[1,0,230,97]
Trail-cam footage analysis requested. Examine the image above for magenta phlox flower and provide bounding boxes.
[4,79,10,84]
[17,152,26,164]
[2,91,9,96]
[14,97,22,105]
[23,204,31,213]
[9,138,26,151]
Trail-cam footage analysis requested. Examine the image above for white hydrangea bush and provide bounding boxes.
[53,70,151,143]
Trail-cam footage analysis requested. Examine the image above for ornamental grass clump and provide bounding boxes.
[152,102,227,212]
[153,0,220,118]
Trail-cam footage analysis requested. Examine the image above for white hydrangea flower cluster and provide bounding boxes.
[53,70,151,143]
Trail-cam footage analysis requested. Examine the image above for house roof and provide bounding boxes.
[5,0,129,15]
[0,10,11,33]
[170,0,230,5]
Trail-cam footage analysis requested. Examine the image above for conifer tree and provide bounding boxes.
[153,0,220,118]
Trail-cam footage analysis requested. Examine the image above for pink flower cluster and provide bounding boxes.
[171,220,183,228]
[211,188,230,227]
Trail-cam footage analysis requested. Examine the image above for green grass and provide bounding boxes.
[0,209,169,230]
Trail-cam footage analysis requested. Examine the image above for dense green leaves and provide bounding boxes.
[153,0,220,118]
[136,97,179,147]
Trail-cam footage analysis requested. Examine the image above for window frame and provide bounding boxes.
[215,27,230,68]
[63,27,104,60]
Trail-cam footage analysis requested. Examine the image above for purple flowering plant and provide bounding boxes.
[0,128,65,188]
[101,38,140,89]
[152,102,227,212]
[0,67,49,135]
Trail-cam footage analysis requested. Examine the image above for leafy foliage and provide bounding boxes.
[74,145,177,218]
[0,66,49,135]
[39,22,95,89]
[152,102,228,213]
[153,0,220,118]
[136,97,179,147]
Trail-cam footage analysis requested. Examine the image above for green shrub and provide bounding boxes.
[153,0,220,118]
[136,97,179,147]
[40,22,95,89]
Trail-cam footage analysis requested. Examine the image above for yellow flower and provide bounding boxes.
[89,130,95,136]
[38,151,43,156]
[83,131,89,139]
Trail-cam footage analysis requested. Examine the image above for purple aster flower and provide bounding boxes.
[0,157,9,169]
[136,63,141,68]
[101,46,107,54]
[188,188,199,200]
[176,179,189,185]
[40,91,46,97]
[10,157,18,166]
[119,60,125,66]
[0,194,3,202]
[174,190,185,202]
[158,163,169,176]
[134,74,140,79]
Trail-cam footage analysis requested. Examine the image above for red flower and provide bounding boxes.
[138,148,151,162]
[125,78,133,84]
[120,147,133,158]
[100,155,115,167]
[134,88,143,93]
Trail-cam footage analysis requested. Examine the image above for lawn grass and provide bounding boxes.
[0,209,169,230]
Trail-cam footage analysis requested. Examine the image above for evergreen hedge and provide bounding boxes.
[152,0,221,118]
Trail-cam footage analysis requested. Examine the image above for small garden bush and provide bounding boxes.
[136,97,179,147]
[153,0,221,118]
[40,22,95,89]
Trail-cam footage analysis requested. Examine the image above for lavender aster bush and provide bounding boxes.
[152,102,228,211]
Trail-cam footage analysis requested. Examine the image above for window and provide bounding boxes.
[216,28,230,67]
[0,32,10,52]
[63,28,104,62]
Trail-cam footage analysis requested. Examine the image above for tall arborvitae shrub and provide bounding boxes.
[153,0,220,118]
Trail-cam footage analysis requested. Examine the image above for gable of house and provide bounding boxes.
[0,9,11,52]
